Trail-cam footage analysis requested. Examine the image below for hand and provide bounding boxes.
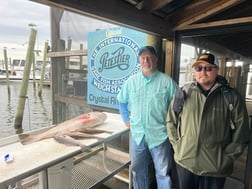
[125,122,130,128]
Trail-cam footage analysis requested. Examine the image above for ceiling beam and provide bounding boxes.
[176,16,252,30]
[182,37,244,60]
[32,0,173,38]
[170,0,245,30]
[141,0,173,12]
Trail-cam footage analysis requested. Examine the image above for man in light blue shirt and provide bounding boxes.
[117,46,177,189]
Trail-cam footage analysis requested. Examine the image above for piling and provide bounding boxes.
[32,52,36,87]
[3,48,10,96]
[80,43,83,70]
[65,37,72,69]
[14,28,37,134]
[38,41,48,97]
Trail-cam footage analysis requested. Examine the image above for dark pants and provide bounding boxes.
[176,163,226,189]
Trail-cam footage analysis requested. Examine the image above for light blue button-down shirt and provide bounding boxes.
[117,70,177,149]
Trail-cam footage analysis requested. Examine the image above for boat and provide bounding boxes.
[0,59,50,81]
[12,59,41,79]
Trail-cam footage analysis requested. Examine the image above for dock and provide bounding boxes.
[0,75,41,81]
[0,75,50,87]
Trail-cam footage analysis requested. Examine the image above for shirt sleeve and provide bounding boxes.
[118,102,130,123]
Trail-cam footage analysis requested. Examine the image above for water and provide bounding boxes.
[0,80,52,139]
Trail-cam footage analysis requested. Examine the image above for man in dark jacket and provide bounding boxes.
[166,53,250,189]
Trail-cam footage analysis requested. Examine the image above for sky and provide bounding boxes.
[0,0,116,61]
[0,0,51,59]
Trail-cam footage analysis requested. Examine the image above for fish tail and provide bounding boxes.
[19,134,40,145]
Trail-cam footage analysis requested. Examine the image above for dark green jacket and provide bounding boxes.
[166,76,250,177]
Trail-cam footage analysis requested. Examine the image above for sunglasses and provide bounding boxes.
[194,66,217,72]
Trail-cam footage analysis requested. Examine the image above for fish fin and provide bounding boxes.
[54,134,86,147]
[68,132,103,140]
[78,127,113,134]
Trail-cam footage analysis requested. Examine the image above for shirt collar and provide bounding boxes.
[141,70,158,81]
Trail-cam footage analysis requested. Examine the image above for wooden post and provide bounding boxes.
[165,40,175,77]
[65,37,72,69]
[38,41,49,97]
[3,47,10,96]
[14,28,37,134]
[32,52,36,87]
[50,7,64,124]
[79,43,83,70]
[244,118,252,189]
[219,56,227,77]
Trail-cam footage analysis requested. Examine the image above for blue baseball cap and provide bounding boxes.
[138,46,157,57]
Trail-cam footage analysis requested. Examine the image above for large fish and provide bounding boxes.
[19,111,109,145]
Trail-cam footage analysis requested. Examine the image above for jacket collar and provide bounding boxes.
[194,75,229,95]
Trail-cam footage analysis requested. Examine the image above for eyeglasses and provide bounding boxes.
[194,66,217,72]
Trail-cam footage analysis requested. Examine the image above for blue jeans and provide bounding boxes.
[130,135,172,189]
